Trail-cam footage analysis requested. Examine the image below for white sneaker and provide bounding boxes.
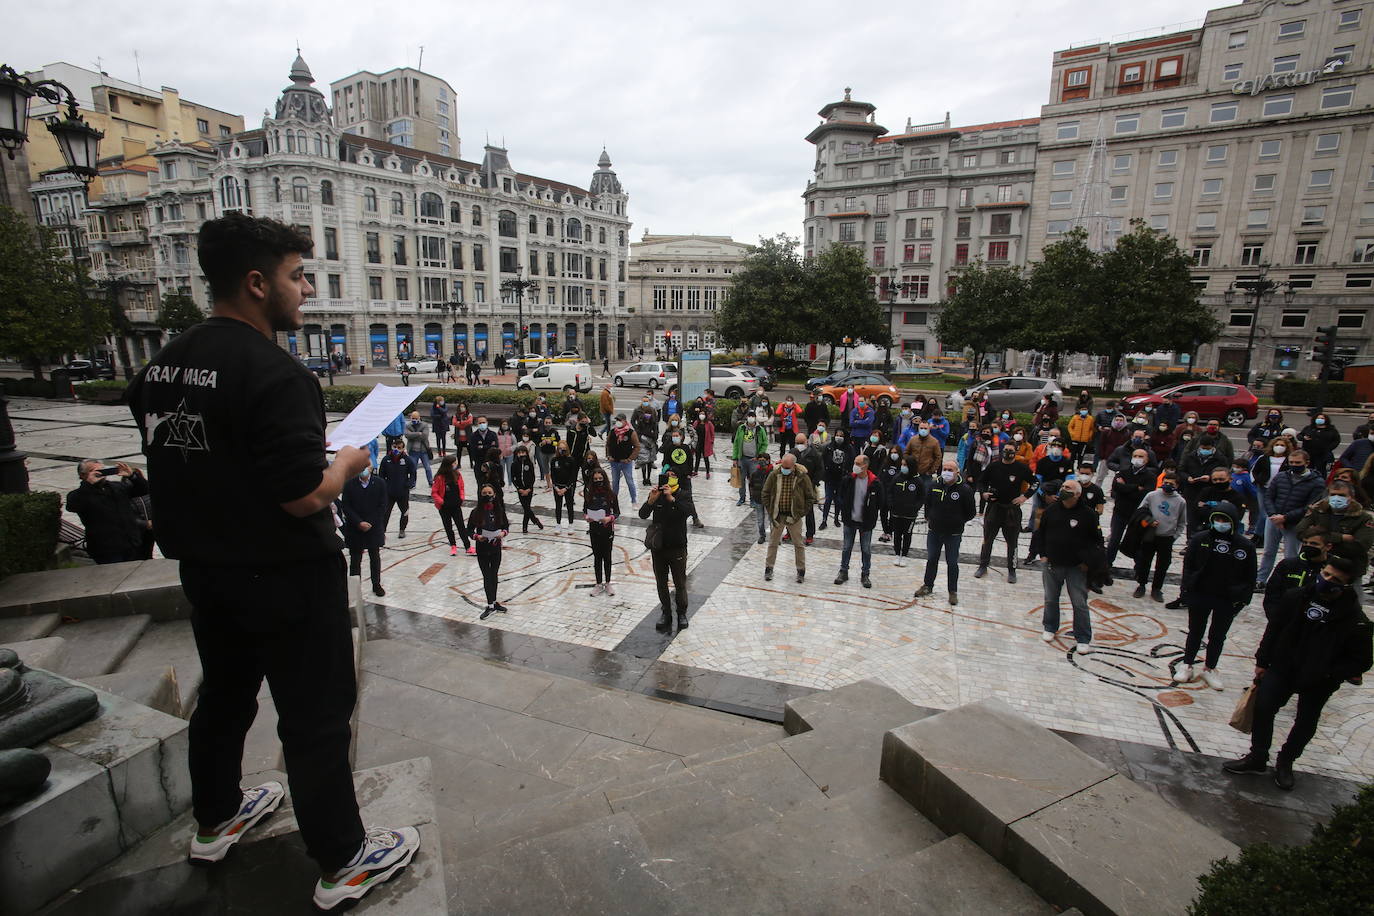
[606,583,616,596]
[1174,664,1196,684]
[1201,668,1224,691]
[1041,630,1055,643]
[1075,642,1092,655]
[313,826,422,911]
[188,781,284,863]
[590,583,605,596]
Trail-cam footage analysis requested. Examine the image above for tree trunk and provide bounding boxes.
[1103,349,1124,395]
[28,358,44,380]
[971,349,984,383]
[826,345,836,372]
[1049,351,1062,379]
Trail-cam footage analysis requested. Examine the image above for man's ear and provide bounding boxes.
[244,268,269,302]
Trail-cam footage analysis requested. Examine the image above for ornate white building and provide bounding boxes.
[625,233,750,352]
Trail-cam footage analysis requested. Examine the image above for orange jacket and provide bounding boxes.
[1067,414,1096,444]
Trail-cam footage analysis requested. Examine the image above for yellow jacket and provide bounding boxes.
[1067,414,1096,444]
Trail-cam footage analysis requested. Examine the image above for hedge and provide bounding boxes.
[2,377,57,398]
[1271,379,1356,409]
[1190,783,1374,915]
[319,385,604,420]
[0,491,61,580]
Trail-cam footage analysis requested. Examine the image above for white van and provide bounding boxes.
[516,361,594,393]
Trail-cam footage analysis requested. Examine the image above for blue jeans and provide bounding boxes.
[752,504,769,540]
[1256,518,1300,584]
[737,456,757,502]
[1042,564,1092,644]
[840,523,873,577]
[923,531,963,591]
[411,450,433,487]
[610,460,638,504]
[822,478,839,523]
[501,455,513,487]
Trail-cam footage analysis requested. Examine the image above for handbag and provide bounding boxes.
[1228,682,1259,733]
[645,521,664,551]
[729,464,742,489]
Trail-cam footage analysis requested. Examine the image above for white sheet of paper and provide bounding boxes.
[480,529,503,540]
[326,383,427,451]
[585,508,607,521]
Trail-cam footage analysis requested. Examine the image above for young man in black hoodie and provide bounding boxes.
[820,429,853,530]
[914,459,976,605]
[1175,503,1257,690]
[1225,555,1372,790]
[1262,532,1329,620]
[976,444,1033,583]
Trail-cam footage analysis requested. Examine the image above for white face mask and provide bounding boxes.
[941,470,955,482]
[851,464,862,475]
[1131,457,1146,468]
[1013,434,1023,442]
[1273,444,1287,455]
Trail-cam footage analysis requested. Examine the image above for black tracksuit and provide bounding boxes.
[1180,528,1257,669]
[979,459,1034,568]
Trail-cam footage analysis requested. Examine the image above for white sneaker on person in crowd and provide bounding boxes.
[312,826,421,911]
[1041,630,1055,643]
[1175,664,1196,684]
[1201,668,1224,691]
[590,583,605,596]
[607,583,616,596]
[188,782,285,864]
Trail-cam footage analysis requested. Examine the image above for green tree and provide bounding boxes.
[933,260,1027,382]
[156,292,205,333]
[1017,228,1101,378]
[0,206,104,378]
[806,244,888,370]
[717,234,809,363]
[1095,220,1221,392]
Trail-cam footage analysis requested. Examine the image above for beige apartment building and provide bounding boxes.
[801,92,1038,363]
[625,234,750,353]
[1031,0,1374,377]
[330,67,459,159]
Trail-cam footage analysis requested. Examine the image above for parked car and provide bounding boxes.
[738,365,775,391]
[816,373,901,408]
[516,361,594,393]
[395,358,439,374]
[303,356,333,377]
[1121,382,1258,427]
[613,362,678,389]
[709,366,761,400]
[945,377,1063,414]
[806,368,876,392]
[63,359,115,381]
[555,349,581,360]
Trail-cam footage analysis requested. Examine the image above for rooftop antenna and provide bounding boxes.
[417,45,424,70]
[133,49,143,86]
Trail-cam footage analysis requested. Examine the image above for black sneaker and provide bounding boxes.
[1133,584,1146,598]
[833,573,848,585]
[796,570,805,583]
[494,602,509,614]
[861,576,872,589]
[1165,598,1185,610]
[764,567,773,581]
[1274,760,1295,791]
[479,605,495,620]
[757,535,766,544]
[1151,590,1165,603]
[1222,753,1268,775]
[973,566,988,579]
[373,585,386,597]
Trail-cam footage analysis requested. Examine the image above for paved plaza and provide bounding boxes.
[14,397,1372,785]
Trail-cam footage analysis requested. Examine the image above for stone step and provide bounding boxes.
[783,677,931,736]
[81,667,180,717]
[678,728,790,768]
[112,620,202,717]
[46,615,151,679]
[0,612,61,644]
[0,636,67,673]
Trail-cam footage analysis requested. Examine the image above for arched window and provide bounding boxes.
[566,218,582,241]
[319,180,334,206]
[312,133,323,156]
[450,201,462,223]
[271,130,280,152]
[598,227,606,244]
[285,132,296,153]
[420,192,443,220]
[219,176,243,211]
[291,177,308,203]
[364,188,377,213]
[273,177,282,202]
[546,217,555,236]
[471,205,482,226]
[528,215,538,234]
[498,210,517,237]
[296,130,308,151]
[391,192,405,216]
[618,230,625,247]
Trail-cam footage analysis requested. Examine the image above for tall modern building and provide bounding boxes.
[625,234,751,352]
[801,91,1039,364]
[330,66,459,158]
[1030,0,1373,376]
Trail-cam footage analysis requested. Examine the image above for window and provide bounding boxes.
[844,196,857,211]
[1309,169,1334,190]
[1158,149,1179,167]
[1156,56,1182,82]
[1049,190,1072,208]
[1272,55,1300,73]
[1258,139,1282,161]
[922,188,936,207]
[988,241,1009,261]
[196,117,209,134]
[1154,182,1174,201]
[1120,63,1145,87]
[1109,186,1128,202]
[1247,209,1271,228]
[327,275,342,298]
[1346,275,1374,290]
[1241,244,1265,265]
[956,217,971,238]
[1338,8,1361,30]
[844,167,858,180]
[1287,274,1315,289]
[961,154,977,168]
[498,210,517,237]
[390,192,404,216]
[1262,94,1294,117]
[1253,174,1276,193]
[419,192,443,221]
[395,278,409,301]
[958,188,972,207]
[1354,238,1374,263]
[876,194,889,215]
[323,228,338,260]
[1329,46,1355,69]
[1321,86,1355,110]
[292,177,308,203]
[1280,310,1307,329]
[1160,108,1187,129]
[990,213,1012,235]
[918,243,932,261]
[1228,30,1248,49]
[368,276,383,299]
[904,311,928,325]
[1112,154,1132,173]
[919,217,934,237]
[904,218,917,238]
[1277,20,1305,39]
[219,125,231,138]
[903,244,915,262]
[320,180,334,205]
[1065,67,1090,87]
[1192,244,1212,266]
[1206,144,1229,163]
[954,243,969,265]
[1046,220,1071,235]
[1149,214,1170,231]
[999,150,1018,164]
[1302,206,1327,225]
[839,222,857,242]
[1052,160,1075,177]
[473,282,486,303]
[499,247,518,273]
[1295,241,1318,264]
[1201,179,1223,197]
[419,236,446,267]
[1211,102,1238,123]
[162,160,178,180]
[1115,113,1140,133]
[1315,133,1341,155]
[874,221,887,242]
[1229,310,1256,328]
[546,218,555,236]
[1056,121,1079,140]
[473,244,484,271]
[1223,62,1242,81]
[364,188,377,212]
[996,185,1013,202]
[872,247,885,267]
[471,205,482,226]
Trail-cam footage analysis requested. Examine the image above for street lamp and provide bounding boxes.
[0,63,104,495]
[884,266,900,376]
[499,268,537,358]
[1222,263,1295,388]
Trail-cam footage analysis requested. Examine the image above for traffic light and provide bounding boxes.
[1313,325,1338,367]
[521,325,529,337]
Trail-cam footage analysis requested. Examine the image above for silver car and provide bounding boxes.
[709,367,761,399]
[614,361,678,389]
[945,376,1063,414]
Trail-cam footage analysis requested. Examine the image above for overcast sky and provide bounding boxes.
[9,0,1216,245]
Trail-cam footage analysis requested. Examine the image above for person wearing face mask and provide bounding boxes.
[1297,412,1340,475]
[1092,412,1132,488]
[975,445,1033,582]
[862,429,889,480]
[1335,421,1374,482]
[732,412,770,507]
[803,389,828,435]
[791,434,823,544]
[847,396,875,442]
[1225,555,1371,791]
[1007,426,1034,466]
[887,457,923,567]
[1147,420,1175,466]
[1178,435,1228,542]
[913,460,976,605]
[1032,395,1059,429]
[599,385,616,438]
[927,410,950,450]
[466,415,498,471]
[431,455,472,556]
[582,469,621,596]
[536,419,561,490]
[876,441,904,543]
[430,397,450,458]
[661,423,704,528]
[774,396,803,458]
[1036,480,1104,651]
[1256,448,1325,589]
[450,403,473,469]
[604,413,642,507]
[1105,448,1156,567]
[493,418,516,488]
[565,415,593,466]
[642,471,692,632]
[1175,503,1256,689]
[1066,405,1097,467]
[509,445,544,534]
[633,398,661,486]
[340,464,391,597]
[1293,480,1374,579]
[1074,461,1106,515]
[1263,533,1330,619]
[835,453,884,588]
[893,404,918,450]
[956,425,993,514]
[1228,459,1260,539]
[747,454,774,544]
[761,453,817,583]
[904,421,942,479]
[1075,389,1093,413]
[821,430,852,529]
[836,386,859,429]
[1151,396,1181,431]
[691,410,715,478]
[549,444,580,530]
[467,486,510,620]
[1107,422,1155,475]
[476,447,505,496]
[661,387,682,426]
[1123,473,1186,602]
[1249,409,1286,446]
[401,411,434,489]
[561,390,583,426]
[377,441,416,539]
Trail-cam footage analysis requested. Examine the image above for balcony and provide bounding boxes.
[109,228,148,246]
[125,308,158,324]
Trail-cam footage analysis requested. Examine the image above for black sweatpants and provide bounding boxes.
[1133,534,1174,591]
[554,488,576,524]
[651,545,689,614]
[181,555,364,872]
[517,491,543,532]
[476,540,502,604]
[388,494,409,534]
[590,525,614,583]
[348,546,381,588]
[978,502,1021,567]
[1248,668,1341,764]
[439,503,470,549]
[1183,595,1240,669]
[891,515,915,556]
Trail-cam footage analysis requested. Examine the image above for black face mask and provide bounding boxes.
[1299,545,1324,563]
[1314,577,1343,596]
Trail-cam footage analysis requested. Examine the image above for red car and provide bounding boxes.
[1121,382,1259,427]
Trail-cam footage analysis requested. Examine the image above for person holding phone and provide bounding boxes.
[66,459,149,564]
[467,484,510,620]
[641,471,691,632]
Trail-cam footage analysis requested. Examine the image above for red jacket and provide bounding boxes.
[775,402,803,434]
[431,473,465,509]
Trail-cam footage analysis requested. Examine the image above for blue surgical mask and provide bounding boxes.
[1211,519,1232,534]
[1329,495,1350,511]
[1198,448,1213,457]
[1315,418,1326,426]
[918,429,929,438]
[779,467,792,476]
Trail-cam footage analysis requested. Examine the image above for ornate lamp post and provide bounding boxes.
[1222,263,1294,388]
[884,266,901,376]
[499,268,537,358]
[0,64,104,494]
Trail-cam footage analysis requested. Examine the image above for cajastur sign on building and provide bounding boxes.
[1232,59,1344,95]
